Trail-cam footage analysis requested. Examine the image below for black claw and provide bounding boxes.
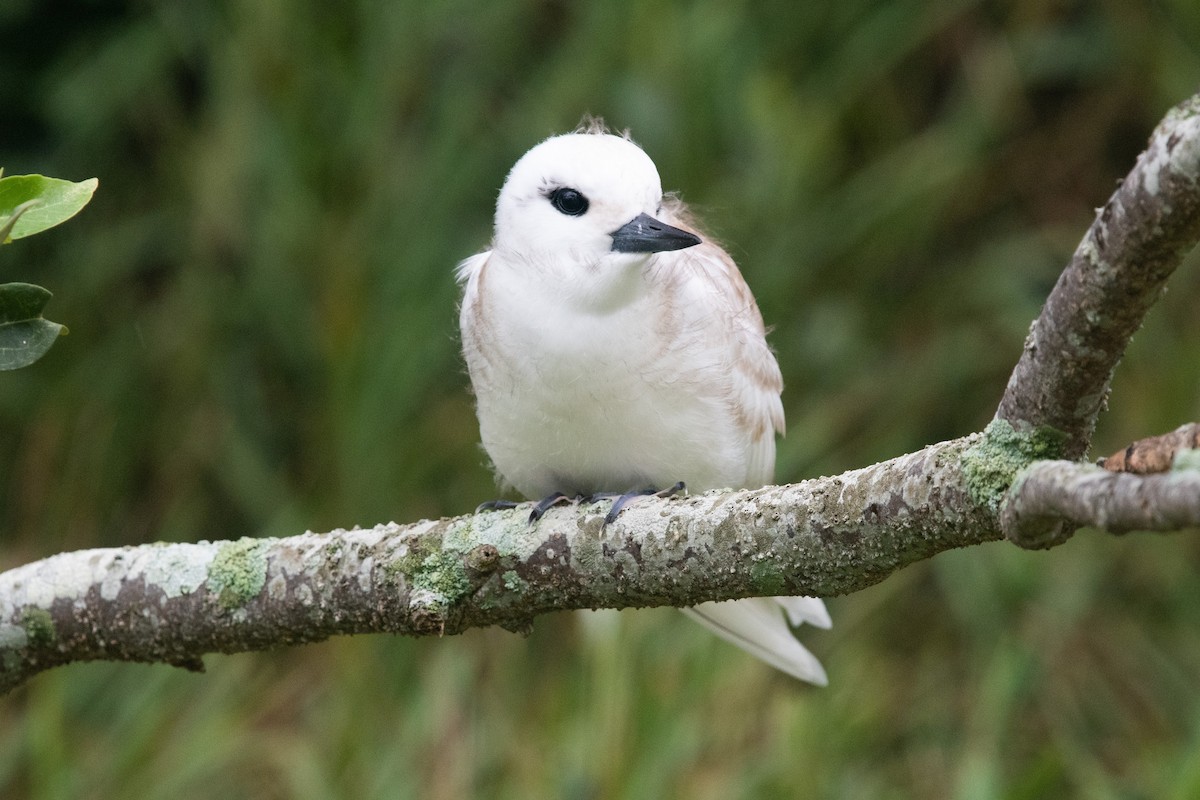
[528,492,571,524]
[657,481,686,499]
[603,481,688,526]
[475,499,520,513]
[603,488,657,526]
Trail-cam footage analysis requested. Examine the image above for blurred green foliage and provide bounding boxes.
[1,0,1199,797]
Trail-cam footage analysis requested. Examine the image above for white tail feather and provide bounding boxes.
[775,595,833,630]
[682,597,829,686]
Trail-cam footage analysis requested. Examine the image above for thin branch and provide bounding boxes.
[1002,459,1200,548]
[996,95,1200,458]
[1101,423,1200,473]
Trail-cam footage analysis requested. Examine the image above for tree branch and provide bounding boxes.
[3,93,1200,694]
[996,95,1200,457]
[1002,458,1200,548]
[0,435,998,694]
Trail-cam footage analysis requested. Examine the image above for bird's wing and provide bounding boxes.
[658,199,786,487]
[456,249,492,370]
[657,201,829,684]
[682,598,829,685]
[456,249,490,289]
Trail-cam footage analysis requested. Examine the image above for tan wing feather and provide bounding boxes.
[658,198,786,488]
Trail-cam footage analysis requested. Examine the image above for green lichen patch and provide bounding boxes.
[414,551,471,601]
[207,537,269,609]
[1172,449,1200,472]
[21,608,55,647]
[749,558,786,596]
[382,536,438,586]
[963,418,1068,511]
[387,517,529,604]
[385,538,474,604]
[501,570,527,593]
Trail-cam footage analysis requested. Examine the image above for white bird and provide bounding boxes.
[457,123,831,685]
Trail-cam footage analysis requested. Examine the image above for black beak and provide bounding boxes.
[610,213,702,254]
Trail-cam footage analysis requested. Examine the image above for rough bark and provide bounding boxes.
[2,93,1200,694]
[1003,459,1200,548]
[996,95,1200,458]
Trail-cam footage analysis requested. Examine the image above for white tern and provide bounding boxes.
[457,124,830,684]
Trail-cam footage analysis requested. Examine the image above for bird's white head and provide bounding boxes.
[491,132,701,306]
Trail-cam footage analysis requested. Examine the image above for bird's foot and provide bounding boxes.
[474,494,579,525]
[499,482,687,527]
[475,499,520,513]
[599,481,686,526]
[528,492,575,524]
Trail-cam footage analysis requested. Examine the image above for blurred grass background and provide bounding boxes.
[1,0,1199,797]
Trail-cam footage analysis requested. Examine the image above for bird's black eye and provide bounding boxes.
[549,187,589,216]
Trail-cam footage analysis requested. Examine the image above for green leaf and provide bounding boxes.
[0,199,39,243]
[0,174,98,242]
[0,282,67,370]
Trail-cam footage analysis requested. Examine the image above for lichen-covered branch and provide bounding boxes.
[1002,458,1200,548]
[997,95,1200,458]
[3,434,1001,694]
[0,421,1193,694]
